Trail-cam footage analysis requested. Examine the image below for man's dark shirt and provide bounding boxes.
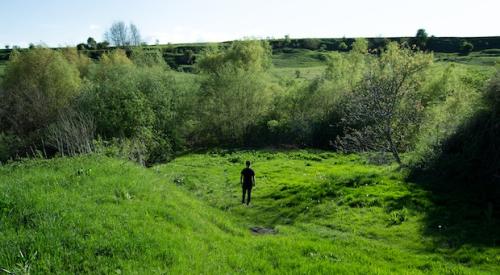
[241,168,255,188]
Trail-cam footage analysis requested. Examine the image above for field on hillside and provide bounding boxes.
[1,151,498,274]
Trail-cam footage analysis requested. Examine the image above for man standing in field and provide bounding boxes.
[241,160,255,205]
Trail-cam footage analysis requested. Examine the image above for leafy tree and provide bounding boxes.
[196,65,271,145]
[338,41,349,51]
[284,35,291,47]
[183,49,195,65]
[100,49,133,66]
[276,41,368,146]
[87,37,97,49]
[76,43,87,51]
[351,38,368,54]
[195,40,273,145]
[79,61,154,139]
[338,42,433,164]
[131,47,167,68]
[302,38,321,50]
[97,41,110,49]
[197,40,272,74]
[414,28,428,50]
[0,48,81,137]
[60,47,92,77]
[460,40,474,55]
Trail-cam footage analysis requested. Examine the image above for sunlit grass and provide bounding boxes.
[0,152,498,273]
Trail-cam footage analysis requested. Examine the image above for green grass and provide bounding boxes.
[272,49,329,68]
[270,65,326,80]
[435,50,500,67]
[1,151,498,273]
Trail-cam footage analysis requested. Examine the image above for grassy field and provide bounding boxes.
[435,50,500,67]
[0,151,498,273]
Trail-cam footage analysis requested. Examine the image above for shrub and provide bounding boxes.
[0,48,81,137]
[460,41,474,55]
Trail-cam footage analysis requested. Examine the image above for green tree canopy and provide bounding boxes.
[0,48,81,136]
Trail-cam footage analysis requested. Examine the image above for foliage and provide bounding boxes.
[131,47,168,68]
[0,48,81,138]
[338,42,433,164]
[79,62,154,139]
[197,40,272,74]
[460,40,474,55]
[414,29,429,50]
[60,47,93,77]
[194,40,274,145]
[195,64,272,145]
[301,38,321,50]
[411,65,488,165]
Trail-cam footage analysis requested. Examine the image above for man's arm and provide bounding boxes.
[240,174,243,186]
[252,175,255,187]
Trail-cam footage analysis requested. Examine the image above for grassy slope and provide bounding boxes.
[1,152,498,273]
[271,49,328,80]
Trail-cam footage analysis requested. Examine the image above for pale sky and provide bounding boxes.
[0,0,498,47]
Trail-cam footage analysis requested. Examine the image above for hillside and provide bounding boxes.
[1,152,498,273]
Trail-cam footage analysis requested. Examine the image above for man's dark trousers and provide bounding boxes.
[242,185,252,205]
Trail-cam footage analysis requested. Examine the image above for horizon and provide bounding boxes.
[1,0,499,47]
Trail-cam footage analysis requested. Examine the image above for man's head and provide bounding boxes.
[246,160,251,167]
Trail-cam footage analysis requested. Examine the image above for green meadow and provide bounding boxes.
[1,151,498,274]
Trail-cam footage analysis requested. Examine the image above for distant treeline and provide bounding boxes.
[1,36,499,69]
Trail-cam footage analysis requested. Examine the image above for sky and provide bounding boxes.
[0,0,499,47]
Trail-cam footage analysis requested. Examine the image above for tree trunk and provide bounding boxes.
[386,127,402,165]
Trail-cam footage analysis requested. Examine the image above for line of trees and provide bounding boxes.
[0,38,497,169]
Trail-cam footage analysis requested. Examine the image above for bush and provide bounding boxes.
[460,41,474,55]
[79,61,155,138]
[0,48,81,137]
[301,39,321,50]
[0,132,20,163]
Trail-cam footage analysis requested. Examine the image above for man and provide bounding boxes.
[240,160,255,205]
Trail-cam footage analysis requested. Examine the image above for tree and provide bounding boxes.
[97,41,110,49]
[131,47,167,67]
[105,21,129,46]
[414,28,428,50]
[76,43,87,51]
[337,42,433,164]
[87,37,97,49]
[197,40,272,74]
[104,21,142,47]
[60,47,92,77]
[183,49,195,65]
[302,38,321,50]
[284,35,291,47]
[129,23,142,46]
[79,54,154,138]
[338,41,349,51]
[195,40,273,145]
[460,40,474,55]
[0,48,81,138]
